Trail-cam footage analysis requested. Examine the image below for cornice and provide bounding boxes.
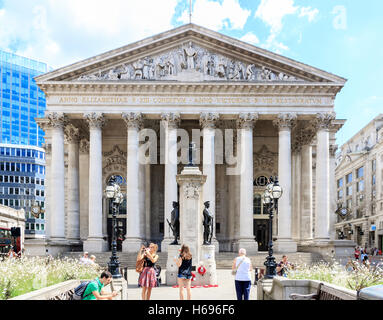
[37,81,343,96]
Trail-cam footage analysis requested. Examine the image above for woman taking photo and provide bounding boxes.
[174,244,192,300]
[137,243,159,300]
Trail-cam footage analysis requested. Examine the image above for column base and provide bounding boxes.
[234,238,258,255]
[24,239,48,256]
[299,239,356,265]
[83,238,108,253]
[274,239,297,253]
[122,238,143,253]
[45,238,70,257]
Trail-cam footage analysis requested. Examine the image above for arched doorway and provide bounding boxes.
[253,193,269,251]
[106,174,127,251]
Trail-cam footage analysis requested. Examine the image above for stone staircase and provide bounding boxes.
[62,251,323,269]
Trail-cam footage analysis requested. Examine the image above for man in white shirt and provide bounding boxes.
[80,252,91,265]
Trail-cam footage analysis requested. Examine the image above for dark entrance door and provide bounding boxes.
[254,219,269,251]
[107,218,126,251]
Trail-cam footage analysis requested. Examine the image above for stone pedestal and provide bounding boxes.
[111,277,128,300]
[194,245,217,286]
[171,165,217,286]
[166,245,181,286]
[176,166,206,263]
[24,239,47,256]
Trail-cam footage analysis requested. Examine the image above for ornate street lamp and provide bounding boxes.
[263,176,283,279]
[105,175,124,278]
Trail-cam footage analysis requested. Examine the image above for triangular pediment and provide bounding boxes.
[35,23,347,85]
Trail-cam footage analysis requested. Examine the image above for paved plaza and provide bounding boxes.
[125,269,257,300]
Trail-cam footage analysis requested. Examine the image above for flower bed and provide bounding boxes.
[286,260,383,292]
[0,256,101,300]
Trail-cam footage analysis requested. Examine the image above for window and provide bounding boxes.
[357,167,364,178]
[357,180,364,192]
[372,159,376,172]
[337,189,343,200]
[41,224,45,231]
[346,173,352,184]
[25,223,29,230]
[337,178,343,188]
[253,194,262,214]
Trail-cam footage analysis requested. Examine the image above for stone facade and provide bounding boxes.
[34,24,347,255]
[335,114,383,250]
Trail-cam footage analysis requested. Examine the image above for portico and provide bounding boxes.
[34,24,347,255]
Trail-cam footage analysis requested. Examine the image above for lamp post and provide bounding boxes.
[105,175,124,279]
[263,176,283,279]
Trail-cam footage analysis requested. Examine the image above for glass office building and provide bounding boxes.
[0,50,47,239]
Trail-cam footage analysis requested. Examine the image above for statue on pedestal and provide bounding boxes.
[203,201,214,245]
[168,201,180,245]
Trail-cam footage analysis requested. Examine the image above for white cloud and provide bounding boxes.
[255,0,298,33]
[240,32,260,45]
[254,0,319,54]
[177,0,251,31]
[0,0,179,69]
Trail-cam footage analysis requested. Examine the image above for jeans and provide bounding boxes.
[235,280,251,300]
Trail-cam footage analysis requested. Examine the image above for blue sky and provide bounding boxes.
[0,0,382,147]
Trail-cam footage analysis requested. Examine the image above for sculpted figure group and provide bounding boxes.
[168,200,214,246]
[78,42,301,82]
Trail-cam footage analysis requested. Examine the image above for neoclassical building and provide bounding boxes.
[34,24,349,255]
[335,114,383,250]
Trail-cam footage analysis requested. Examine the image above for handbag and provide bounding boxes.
[135,257,145,273]
[232,257,245,276]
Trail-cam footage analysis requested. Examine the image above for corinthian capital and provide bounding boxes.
[313,112,336,130]
[272,113,297,130]
[79,138,90,154]
[161,112,180,129]
[46,112,68,129]
[236,112,259,129]
[84,112,106,129]
[122,112,143,129]
[64,124,81,143]
[200,112,220,129]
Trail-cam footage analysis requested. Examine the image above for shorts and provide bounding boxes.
[177,274,192,280]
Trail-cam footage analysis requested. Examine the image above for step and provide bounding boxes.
[62,251,323,269]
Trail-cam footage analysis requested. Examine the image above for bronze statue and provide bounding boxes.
[203,201,214,245]
[167,201,180,245]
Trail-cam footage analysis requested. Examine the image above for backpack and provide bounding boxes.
[72,280,96,300]
[136,257,145,273]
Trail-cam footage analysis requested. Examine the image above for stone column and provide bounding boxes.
[273,113,297,253]
[200,112,220,252]
[42,142,51,241]
[291,147,301,242]
[122,112,143,252]
[236,113,258,254]
[300,144,313,241]
[79,138,90,241]
[161,112,180,252]
[329,144,338,241]
[299,126,316,243]
[83,112,108,252]
[46,112,67,244]
[314,112,335,243]
[64,124,81,244]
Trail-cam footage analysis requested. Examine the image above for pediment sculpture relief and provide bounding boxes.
[77,42,304,82]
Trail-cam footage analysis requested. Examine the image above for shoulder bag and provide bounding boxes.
[231,257,245,276]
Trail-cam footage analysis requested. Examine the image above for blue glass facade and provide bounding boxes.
[0,51,47,239]
[0,50,47,147]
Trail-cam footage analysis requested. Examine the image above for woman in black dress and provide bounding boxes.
[174,244,193,300]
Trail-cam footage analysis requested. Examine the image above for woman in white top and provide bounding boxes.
[232,248,253,300]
